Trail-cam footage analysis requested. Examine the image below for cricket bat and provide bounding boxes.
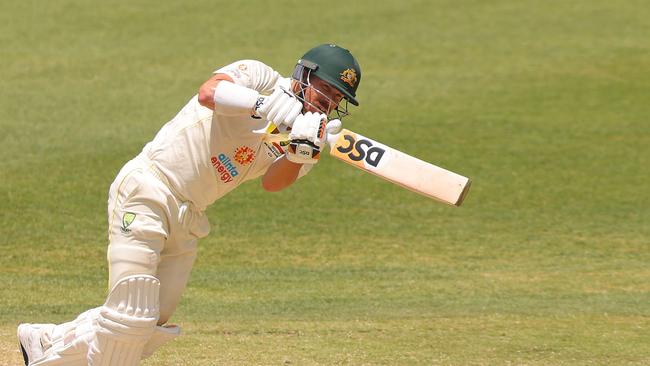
[260,123,471,206]
[326,129,471,206]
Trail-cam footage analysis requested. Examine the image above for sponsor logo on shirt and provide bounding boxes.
[263,142,282,158]
[234,146,255,165]
[237,63,250,77]
[224,68,241,79]
[211,154,239,183]
[263,142,286,158]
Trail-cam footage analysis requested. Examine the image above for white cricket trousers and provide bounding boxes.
[107,153,210,324]
[33,154,210,364]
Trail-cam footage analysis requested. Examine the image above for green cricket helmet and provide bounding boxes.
[292,44,361,107]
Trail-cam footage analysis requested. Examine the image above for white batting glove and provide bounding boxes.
[255,87,303,128]
[290,112,328,145]
[286,113,342,165]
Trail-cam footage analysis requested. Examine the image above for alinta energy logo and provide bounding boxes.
[234,146,255,165]
[211,154,239,183]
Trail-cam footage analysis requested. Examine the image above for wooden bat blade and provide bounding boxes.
[327,129,471,206]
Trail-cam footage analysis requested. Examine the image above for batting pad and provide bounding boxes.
[88,275,160,366]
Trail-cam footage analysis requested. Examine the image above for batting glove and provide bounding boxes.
[255,87,303,128]
[287,113,341,165]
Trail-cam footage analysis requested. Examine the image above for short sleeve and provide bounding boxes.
[214,60,281,95]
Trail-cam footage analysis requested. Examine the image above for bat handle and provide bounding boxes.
[290,139,319,150]
[288,139,322,161]
[326,132,341,147]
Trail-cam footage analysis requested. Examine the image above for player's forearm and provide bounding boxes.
[198,74,258,114]
[261,156,302,192]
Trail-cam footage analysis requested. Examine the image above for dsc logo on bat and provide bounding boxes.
[335,133,386,167]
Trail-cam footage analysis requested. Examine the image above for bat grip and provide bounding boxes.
[290,139,319,149]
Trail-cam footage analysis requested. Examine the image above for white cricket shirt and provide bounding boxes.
[141,60,310,211]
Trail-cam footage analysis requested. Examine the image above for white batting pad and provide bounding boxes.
[88,275,160,366]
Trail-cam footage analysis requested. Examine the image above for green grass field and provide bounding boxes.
[1,0,649,364]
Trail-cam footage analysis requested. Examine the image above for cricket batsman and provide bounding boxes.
[17,43,361,365]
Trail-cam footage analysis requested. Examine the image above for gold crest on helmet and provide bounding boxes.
[340,68,358,88]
